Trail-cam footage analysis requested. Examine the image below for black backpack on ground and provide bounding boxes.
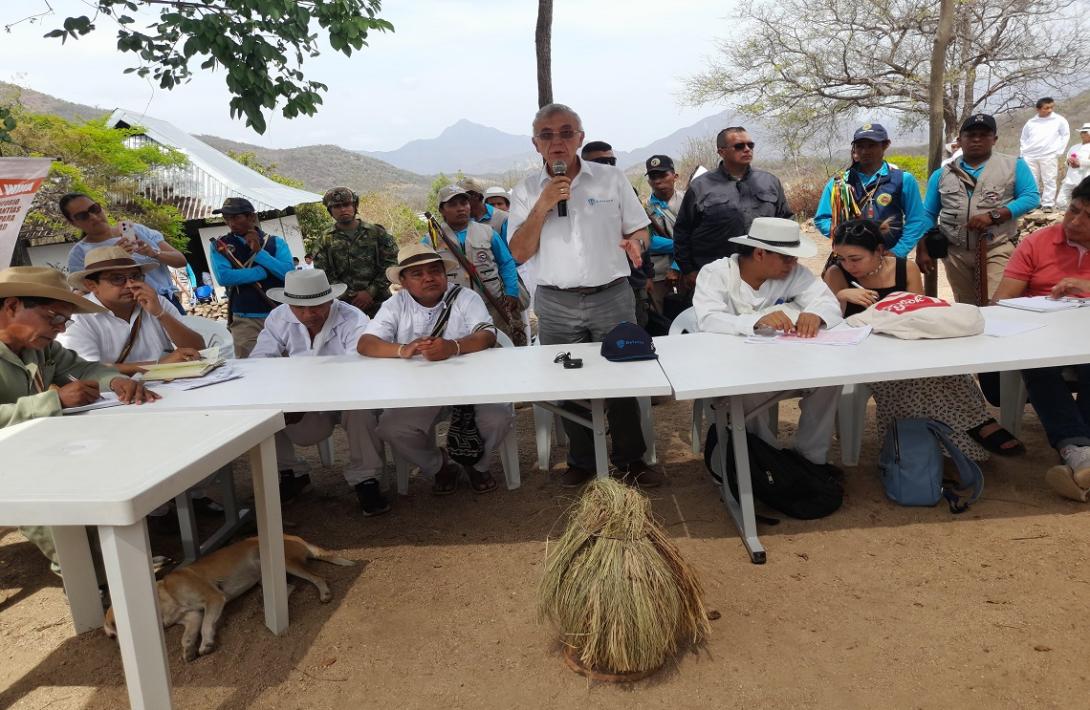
[703,425,844,520]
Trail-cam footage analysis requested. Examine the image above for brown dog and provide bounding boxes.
[104,535,355,661]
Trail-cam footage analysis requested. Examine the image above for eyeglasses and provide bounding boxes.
[729,141,755,151]
[588,156,617,166]
[70,203,103,222]
[100,271,146,286]
[37,307,73,327]
[534,129,580,142]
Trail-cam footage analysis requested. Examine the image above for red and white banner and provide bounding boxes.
[0,158,52,268]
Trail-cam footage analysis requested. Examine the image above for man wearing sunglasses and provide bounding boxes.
[59,246,205,376]
[509,104,663,489]
[61,193,189,315]
[673,126,793,292]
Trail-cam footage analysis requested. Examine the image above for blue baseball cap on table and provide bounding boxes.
[601,322,658,361]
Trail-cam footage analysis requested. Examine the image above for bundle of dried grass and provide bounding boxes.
[538,478,710,678]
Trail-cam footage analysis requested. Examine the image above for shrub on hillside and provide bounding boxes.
[785,175,828,220]
[887,154,928,187]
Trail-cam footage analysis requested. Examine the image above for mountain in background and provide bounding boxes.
[362,119,539,175]
[197,135,432,203]
[0,81,108,122]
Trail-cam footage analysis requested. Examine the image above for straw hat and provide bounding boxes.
[0,267,105,313]
[67,246,158,288]
[385,244,458,283]
[728,217,817,258]
[266,269,347,306]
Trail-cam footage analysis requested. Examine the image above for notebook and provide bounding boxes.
[139,358,226,381]
[996,296,1090,313]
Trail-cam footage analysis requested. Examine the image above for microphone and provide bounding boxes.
[552,160,568,217]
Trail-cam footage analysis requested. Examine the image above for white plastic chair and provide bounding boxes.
[837,383,873,467]
[670,306,776,454]
[178,315,234,361]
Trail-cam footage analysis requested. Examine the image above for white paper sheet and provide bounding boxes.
[997,296,1088,313]
[62,392,123,414]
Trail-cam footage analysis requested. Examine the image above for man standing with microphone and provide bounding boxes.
[508,103,662,488]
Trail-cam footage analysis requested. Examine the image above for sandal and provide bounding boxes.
[967,420,1026,457]
[466,466,498,494]
[431,461,461,496]
[1045,465,1090,502]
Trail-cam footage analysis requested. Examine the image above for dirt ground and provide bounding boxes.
[3,224,1088,709]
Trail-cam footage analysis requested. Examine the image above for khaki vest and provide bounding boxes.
[481,207,508,236]
[437,221,504,301]
[937,153,1018,248]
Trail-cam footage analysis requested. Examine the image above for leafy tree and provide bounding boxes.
[686,0,1090,146]
[295,201,333,254]
[4,106,189,265]
[40,0,394,134]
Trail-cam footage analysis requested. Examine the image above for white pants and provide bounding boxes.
[376,404,515,476]
[1057,167,1090,209]
[1025,155,1059,207]
[733,386,842,465]
[275,410,383,486]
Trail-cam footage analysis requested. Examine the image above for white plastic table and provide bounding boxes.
[0,410,286,710]
[655,307,1090,564]
[124,342,673,477]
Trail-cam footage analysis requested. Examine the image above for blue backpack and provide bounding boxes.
[879,418,983,513]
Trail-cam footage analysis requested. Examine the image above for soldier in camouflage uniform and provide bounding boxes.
[314,187,400,317]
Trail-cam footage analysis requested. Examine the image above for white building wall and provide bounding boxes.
[27,242,76,271]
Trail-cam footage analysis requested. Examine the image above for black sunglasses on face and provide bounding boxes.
[36,307,73,327]
[731,141,755,151]
[100,271,146,287]
[588,157,617,166]
[70,203,103,222]
[535,129,580,142]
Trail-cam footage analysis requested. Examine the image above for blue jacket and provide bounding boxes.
[209,231,293,317]
[814,162,928,258]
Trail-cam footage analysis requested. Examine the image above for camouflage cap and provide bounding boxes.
[437,184,469,206]
[457,177,487,196]
[213,197,256,215]
[322,186,358,207]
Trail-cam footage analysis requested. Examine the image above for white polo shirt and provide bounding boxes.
[508,159,650,289]
[365,285,494,344]
[251,299,370,358]
[58,293,176,363]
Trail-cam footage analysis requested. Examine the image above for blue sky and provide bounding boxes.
[2,0,735,151]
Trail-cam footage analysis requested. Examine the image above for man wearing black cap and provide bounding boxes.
[644,154,682,313]
[208,197,295,357]
[922,113,1040,304]
[813,123,929,258]
[672,126,792,292]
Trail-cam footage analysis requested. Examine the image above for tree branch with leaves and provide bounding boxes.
[39,0,393,134]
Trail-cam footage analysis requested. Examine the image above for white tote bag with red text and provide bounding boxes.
[845,292,984,339]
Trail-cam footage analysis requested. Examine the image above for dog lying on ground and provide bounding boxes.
[104,535,355,661]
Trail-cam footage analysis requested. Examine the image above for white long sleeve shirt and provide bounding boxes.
[693,255,843,335]
[364,284,494,344]
[1020,113,1071,159]
[58,293,177,363]
[251,299,370,357]
[1064,142,1090,184]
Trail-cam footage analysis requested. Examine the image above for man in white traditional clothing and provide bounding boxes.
[252,268,389,516]
[357,244,514,496]
[692,217,844,464]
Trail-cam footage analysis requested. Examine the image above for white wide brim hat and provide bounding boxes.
[728,217,817,259]
[266,269,347,306]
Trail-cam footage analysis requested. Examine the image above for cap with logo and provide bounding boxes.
[960,113,997,134]
[437,184,469,206]
[852,123,889,143]
[645,155,676,175]
[213,197,256,215]
[600,322,658,362]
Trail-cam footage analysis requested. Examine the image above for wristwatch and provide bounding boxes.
[988,209,1003,224]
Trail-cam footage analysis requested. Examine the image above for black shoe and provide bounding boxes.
[279,471,312,501]
[617,460,664,488]
[355,479,390,517]
[558,465,594,488]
